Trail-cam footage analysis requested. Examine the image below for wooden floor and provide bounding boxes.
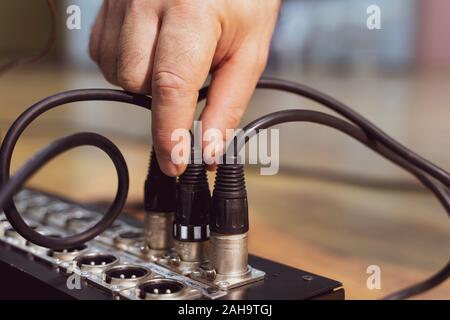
[0,68,449,299]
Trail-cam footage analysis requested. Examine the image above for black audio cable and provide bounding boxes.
[3,0,427,196]
[0,89,151,249]
[253,78,450,188]
[0,78,448,299]
[238,110,450,215]
[0,132,129,249]
[0,0,445,299]
[234,109,449,300]
[206,81,449,300]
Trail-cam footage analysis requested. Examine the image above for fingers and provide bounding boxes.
[88,1,277,176]
[91,1,159,92]
[97,0,126,85]
[200,42,269,166]
[89,1,107,63]
[151,7,220,176]
[116,2,159,93]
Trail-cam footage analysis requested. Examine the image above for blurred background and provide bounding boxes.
[0,0,449,299]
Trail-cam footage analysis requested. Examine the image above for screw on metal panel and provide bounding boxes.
[190,269,202,278]
[199,263,216,280]
[206,287,219,294]
[169,255,181,266]
[217,281,229,289]
[203,269,216,281]
[302,275,314,281]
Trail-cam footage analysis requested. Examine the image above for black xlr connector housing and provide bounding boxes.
[173,147,211,242]
[144,148,177,213]
[143,148,177,251]
[211,162,249,235]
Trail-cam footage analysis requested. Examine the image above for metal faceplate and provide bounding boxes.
[0,189,343,300]
[0,189,261,300]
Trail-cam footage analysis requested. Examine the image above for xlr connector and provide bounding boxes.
[143,148,177,251]
[173,147,211,263]
[210,161,249,276]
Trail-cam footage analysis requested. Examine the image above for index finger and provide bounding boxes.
[151,7,220,176]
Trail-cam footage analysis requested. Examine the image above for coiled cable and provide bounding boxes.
[0,89,151,249]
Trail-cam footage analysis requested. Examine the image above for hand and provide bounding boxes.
[89,0,281,176]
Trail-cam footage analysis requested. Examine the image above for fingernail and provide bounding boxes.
[159,162,177,177]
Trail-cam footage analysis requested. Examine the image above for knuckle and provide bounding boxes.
[117,61,149,93]
[152,71,193,101]
[117,71,147,93]
[126,0,152,13]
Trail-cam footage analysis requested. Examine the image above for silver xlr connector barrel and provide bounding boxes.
[210,232,248,276]
[173,239,209,263]
[144,211,174,250]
